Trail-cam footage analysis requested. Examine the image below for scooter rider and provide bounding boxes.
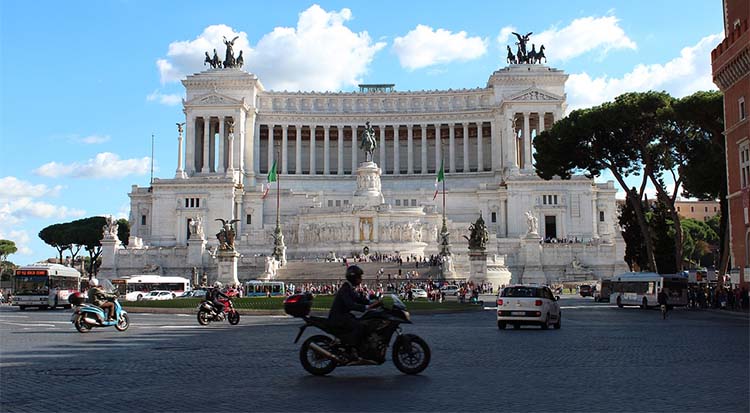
[87,277,117,321]
[328,265,381,354]
[207,281,229,316]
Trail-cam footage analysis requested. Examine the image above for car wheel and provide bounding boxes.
[137,294,143,301]
[541,313,550,330]
[554,312,561,329]
[497,321,506,330]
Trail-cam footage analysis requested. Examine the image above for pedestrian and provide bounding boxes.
[657,288,669,319]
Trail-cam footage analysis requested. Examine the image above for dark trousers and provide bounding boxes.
[211,299,225,314]
[329,313,363,346]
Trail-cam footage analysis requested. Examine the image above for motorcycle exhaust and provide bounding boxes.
[309,343,343,363]
[83,317,100,325]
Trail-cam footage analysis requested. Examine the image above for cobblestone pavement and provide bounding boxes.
[0,298,748,413]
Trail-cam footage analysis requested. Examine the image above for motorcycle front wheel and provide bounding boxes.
[228,311,240,325]
[73,314,92,333]
[197,309,211,326]
[392,334,431,375]
[300,335,337,376]
[115,313,130,331]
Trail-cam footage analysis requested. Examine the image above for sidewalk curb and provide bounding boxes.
[123,306,484,316]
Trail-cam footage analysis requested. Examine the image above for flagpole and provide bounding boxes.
[275,146,280,228]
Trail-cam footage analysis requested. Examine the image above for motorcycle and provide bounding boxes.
[197,296,240,325]
[285,293,430,376]
[69,280,129,333]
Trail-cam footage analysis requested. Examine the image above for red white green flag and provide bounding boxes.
[261,160,277,199]
[433,158,444,200]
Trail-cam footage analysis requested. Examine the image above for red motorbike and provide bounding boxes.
[197,296,240,325]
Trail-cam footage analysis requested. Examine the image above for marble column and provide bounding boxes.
[523,112,531,169]
[323,126,330,175]
[185,116,195,174]
[295,125,302,175]
[421,125,427,174]
[435,124,442,170]
[226,130,235,175]
[407,125,414,174]
[538,112,546,134]
[338,126,344,175]
[218,117,225,173]
[393,125,400,175]
[351,125,357,172]
[476,122,484,172]
[281,124,288,174]
[462,123,469,172]
[268,125,275,172]
[379,125,386,170]
[309,125,316,175]
[175,123,186,178]
[449,123,456,173]
[201,116,210,173]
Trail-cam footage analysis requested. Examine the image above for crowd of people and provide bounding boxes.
[687,285,749,311]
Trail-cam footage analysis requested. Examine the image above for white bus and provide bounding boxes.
[610,272,689,309]
[245,280,286,297]
[12,263,81,310]
[111,275,192,301]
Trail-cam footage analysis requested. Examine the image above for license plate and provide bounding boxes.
[511,311,525,316]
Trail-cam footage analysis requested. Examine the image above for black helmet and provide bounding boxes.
[345,265,364,284]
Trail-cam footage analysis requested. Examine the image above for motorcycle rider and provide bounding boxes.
[328,265,381,357]
[86,277,117,321]
[206,281,229,316]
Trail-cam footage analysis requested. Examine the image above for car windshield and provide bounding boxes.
[501,287,542,298]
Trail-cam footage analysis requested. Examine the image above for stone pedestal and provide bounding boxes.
[486,255,512,288]
[215,249,240,286]
[98,236,121,279]
[520,235,547,285]
[187,237,207,267]
[353,161,384,209]
[468,250,487,282]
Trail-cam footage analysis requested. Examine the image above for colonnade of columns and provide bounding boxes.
[508,111,558,171]
[258,123,490,175]
[184,115,238,175]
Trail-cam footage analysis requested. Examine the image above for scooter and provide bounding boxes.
[69,285,130,333]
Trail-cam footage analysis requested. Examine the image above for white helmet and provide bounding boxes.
[88,277,99,287]
[213,281,223,288]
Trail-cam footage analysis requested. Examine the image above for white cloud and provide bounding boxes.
[392,24,487,70]
[0,177,86,257]
[147,90,182,106]
[33,152,151,179]
[0,229,33,256]
[566,33,722,111]
[530,16,636,62]
[0,177,62,199]
[156,5,386,92]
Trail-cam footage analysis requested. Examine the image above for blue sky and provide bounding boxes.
[0,1,724,263]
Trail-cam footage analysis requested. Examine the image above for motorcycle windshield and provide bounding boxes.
[382,294,407,311]
[100,279,115,294]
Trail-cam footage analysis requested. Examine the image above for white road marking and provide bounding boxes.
[2,322,56,327]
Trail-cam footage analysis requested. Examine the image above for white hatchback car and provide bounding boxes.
[496,285,561,330]
[141,290,176,301]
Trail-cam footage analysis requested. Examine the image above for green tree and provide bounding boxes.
[619,193,648,271]
[67,216,107,276]
[681,218,719,267]
[117,218,130,246]
[0,239,17,263]
[672,91,727,274]
[39,223,72,263]
[648,200,677,274]
[536,92,673,271]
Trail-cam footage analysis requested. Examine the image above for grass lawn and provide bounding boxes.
[124,295,482,312]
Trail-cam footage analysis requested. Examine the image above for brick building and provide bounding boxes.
[711,0,749,285]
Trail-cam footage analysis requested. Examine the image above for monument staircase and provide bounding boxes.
[271,260,442,283]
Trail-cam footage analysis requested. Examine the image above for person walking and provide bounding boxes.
[657,288,669,320]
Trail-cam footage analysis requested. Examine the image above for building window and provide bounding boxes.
[741,142,750,189]
[677,206,681,212]
[705,207,708,212]
[335,200,341,207]
[740,97,746,121]
[599,211,605,222]
[327,200,333,207]
[185,197,200,208]
[395,199,401,206]
[403,199,409,206]
[714,207,717,212]
[246,214,251,225]
[343,200,349,206]
[141,215,147,225]
[411,199,417,206]
[491,212,497,223]
[543,195,558,205]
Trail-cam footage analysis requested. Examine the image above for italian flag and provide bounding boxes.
[261,160,277,199]
[433,158,444,200]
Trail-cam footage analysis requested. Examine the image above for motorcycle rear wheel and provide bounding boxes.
[115,313,130,331]
[392,334,430,375]
[228,311,240,325]
[74,314,92,333]
[197,309,211,326]
[300,335,337,376]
